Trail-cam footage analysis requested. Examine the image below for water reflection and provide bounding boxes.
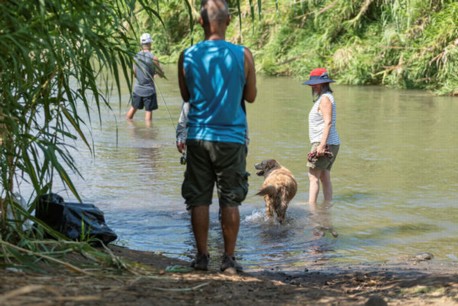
[309,203,338,238]
[126,120,160,170]
[126,119,158,140]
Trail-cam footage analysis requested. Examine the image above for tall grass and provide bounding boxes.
[0,0,166,268]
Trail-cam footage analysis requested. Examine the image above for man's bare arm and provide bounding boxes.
[178,52,190,102]
[243,48,257,103]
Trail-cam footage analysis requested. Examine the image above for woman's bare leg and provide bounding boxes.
[320,170,333,204]
[308,168,322,205]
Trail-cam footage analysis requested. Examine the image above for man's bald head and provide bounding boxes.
[200,0,230,26]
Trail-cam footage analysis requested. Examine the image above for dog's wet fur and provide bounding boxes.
[255,159,297,224]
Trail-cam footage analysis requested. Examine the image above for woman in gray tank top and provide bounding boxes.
[303,68,340,206]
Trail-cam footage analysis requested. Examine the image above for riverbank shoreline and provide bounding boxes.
[1,245,457,305]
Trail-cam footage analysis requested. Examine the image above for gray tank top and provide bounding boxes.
[133,51,156,97]
[308,92,340,145]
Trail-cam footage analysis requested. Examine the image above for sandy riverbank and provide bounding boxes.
[0,245,457,305]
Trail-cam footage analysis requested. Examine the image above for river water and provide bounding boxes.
[58,65,457,271]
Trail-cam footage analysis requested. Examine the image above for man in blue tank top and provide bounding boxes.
[177,0,257,274]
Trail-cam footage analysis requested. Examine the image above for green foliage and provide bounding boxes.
[0,0,160,239]
[221,0,457,95]
[0,0,169,270]
[134,0,198,58]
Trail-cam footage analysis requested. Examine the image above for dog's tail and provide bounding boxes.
[256,185,277,197]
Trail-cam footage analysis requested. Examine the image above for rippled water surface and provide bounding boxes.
[47,65,458,271]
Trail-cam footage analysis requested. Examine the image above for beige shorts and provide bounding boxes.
[307,143,340,170]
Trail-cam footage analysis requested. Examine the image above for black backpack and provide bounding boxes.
[35,193,117,245]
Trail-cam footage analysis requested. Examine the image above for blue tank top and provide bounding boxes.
[183,40,246,144]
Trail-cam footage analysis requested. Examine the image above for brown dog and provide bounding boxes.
[255,159,298,224]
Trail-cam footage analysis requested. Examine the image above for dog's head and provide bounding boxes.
[254,159,281,177]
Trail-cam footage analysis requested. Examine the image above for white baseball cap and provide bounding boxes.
[140,33,152,44]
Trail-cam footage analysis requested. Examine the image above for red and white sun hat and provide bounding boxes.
[303,68,335,85]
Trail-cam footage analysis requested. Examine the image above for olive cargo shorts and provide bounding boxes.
[182,140,249,209]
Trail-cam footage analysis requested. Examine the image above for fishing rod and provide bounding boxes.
[154,80,177,131]
[154,78,187,165]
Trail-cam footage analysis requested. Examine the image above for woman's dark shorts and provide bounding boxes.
[132,92,158,111]
[182,140,249,210]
